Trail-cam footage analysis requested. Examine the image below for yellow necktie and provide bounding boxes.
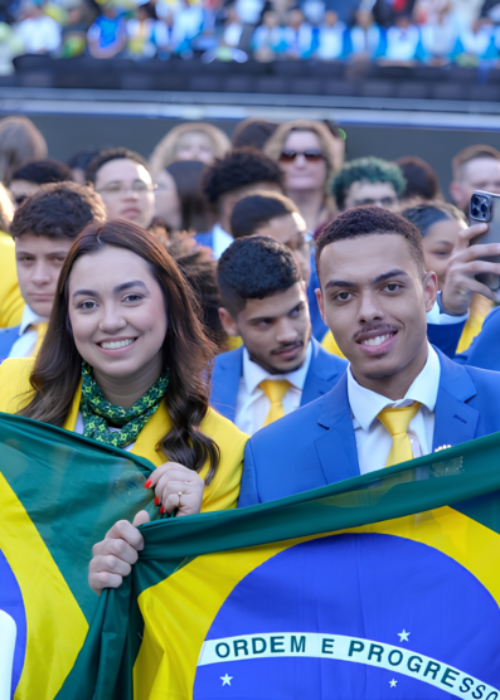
[31,322,48,355]
[260,379,292,427]
[378,402,421,467]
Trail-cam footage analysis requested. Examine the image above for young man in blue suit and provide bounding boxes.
[239,206,500,506]
[212,236,347,435]
[230,191,328,342]
[0,182,106,362]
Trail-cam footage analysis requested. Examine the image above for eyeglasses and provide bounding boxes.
[96,181,157,196]
[279,150,325,163]
[353,197,397,208]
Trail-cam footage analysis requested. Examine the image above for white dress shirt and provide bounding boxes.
[347,344,441,475]
[8,305,49,359]
[235,342,312,436]
[212,223,234,260]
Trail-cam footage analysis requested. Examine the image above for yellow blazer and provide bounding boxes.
[0,231,23,328]
[0,358,248,512]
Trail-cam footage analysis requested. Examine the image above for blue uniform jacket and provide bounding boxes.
[210,337,347,423]
[0,325,19,362]
[238,348,500,507]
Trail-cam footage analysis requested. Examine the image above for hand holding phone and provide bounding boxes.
[469,191,500,291]
[441,217,500,316]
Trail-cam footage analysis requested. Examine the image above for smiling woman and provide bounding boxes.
[0,221,247,559]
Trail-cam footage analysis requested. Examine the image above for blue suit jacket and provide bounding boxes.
[238,348,500,507]
[0,325,19,362]
[455,306,500,370]
[210,338,347,423]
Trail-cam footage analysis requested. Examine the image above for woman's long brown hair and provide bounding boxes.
[20,220,220,482]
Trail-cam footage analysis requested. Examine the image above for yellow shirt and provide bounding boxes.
[0,231,23,328]
[0,358,248,512]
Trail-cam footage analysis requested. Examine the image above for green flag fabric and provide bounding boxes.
[57,432,500,700]
[0,412,158,700]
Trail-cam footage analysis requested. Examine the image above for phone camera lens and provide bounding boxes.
[471,206,479,217]
[480,202,488,213]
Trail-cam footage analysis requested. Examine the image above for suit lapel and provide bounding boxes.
[210,348,243,422]
[314,375,360,485]
[432,350,479,451]
[301,338,343,406]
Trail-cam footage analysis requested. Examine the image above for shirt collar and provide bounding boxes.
[242,341,313,396]
[19,304,49,336]
[347,344,441,432]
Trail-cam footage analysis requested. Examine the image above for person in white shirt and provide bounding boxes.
[14,2,61,55]
[0,181,106,361]
[197,148,284,259]
[211,236,347,435]
[315,11,346,61]
[384,14,420,62]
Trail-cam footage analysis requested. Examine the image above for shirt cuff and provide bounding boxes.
[426,292,469,326]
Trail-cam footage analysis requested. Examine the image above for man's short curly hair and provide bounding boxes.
[218,236,300,316]
[10,181,107,240]
[202,147,283,206]
[332,157,406,210]
[316,206,425,275]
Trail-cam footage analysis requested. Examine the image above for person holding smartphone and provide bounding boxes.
[438,209,500,370]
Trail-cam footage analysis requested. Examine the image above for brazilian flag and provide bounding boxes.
[57,432,500,700]
[0,413,158,700]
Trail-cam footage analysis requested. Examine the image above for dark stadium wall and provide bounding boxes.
[16,113,500,200]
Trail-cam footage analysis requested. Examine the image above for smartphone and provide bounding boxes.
[469,190,500,291]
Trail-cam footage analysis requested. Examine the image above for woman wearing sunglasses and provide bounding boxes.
[264,119,344,234]
[0,220,248,591]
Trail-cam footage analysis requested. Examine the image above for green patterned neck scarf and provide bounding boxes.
[80,362,169,448]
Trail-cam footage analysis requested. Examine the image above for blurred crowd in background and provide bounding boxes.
[1,0,500,67]
[1,112,499,357]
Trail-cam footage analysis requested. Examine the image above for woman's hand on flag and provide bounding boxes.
[144,462,204,517]
[88,510,150,594]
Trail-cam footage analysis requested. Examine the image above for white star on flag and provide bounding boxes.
[220,674,233,686]
[398,629,410,642]
[389,679,398,688]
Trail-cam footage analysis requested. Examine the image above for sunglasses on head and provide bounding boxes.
[279,150,325,163]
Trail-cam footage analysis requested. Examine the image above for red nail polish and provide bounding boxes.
[160,506,165,514]
[154,496,159,506]
[144,480,152,489]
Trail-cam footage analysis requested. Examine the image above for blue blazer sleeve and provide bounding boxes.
[455,306,500,370]
[237,439,261,508]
